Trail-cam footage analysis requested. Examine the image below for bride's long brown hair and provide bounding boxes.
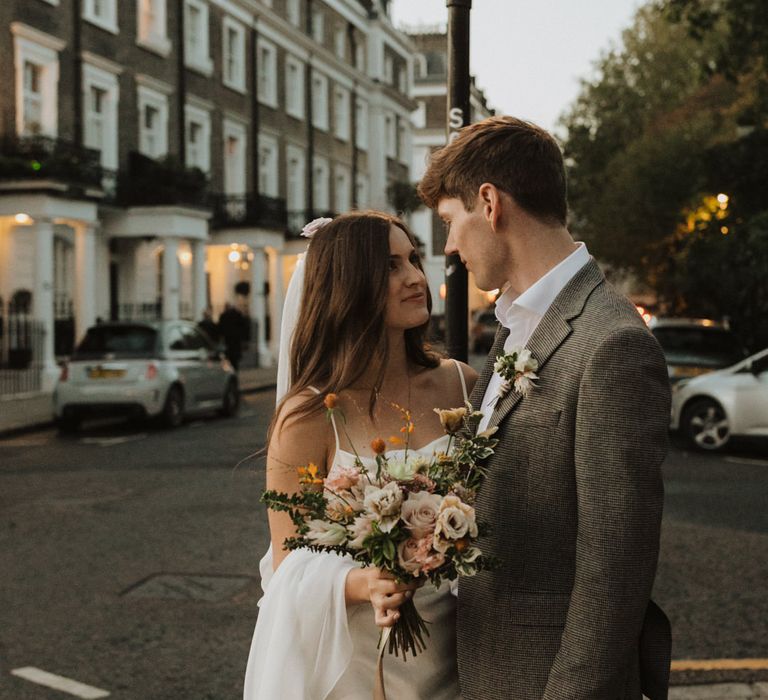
[272,211,440,434]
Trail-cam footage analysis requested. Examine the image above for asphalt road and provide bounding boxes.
[1,390,767,699]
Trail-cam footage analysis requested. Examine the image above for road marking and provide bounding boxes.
[724,456,768,467]
[11,667,110,698]
[79,434,147,447]
[672,658,768,671]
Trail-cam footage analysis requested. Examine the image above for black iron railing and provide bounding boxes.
[210,193,288,230]
[115,152,209,207]
[0,135,103,190]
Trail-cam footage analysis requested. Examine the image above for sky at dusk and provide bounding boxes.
[391,0,645,136]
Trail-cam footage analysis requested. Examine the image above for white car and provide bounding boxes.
[671,347,768,450]
[53,321,239,433]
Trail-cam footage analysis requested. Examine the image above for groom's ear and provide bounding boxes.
[478,183,502,232]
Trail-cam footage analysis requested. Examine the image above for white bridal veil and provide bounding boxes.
[243,221,358,700]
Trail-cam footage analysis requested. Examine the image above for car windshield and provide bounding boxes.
[652,327,743,368]
[73,325,158,359]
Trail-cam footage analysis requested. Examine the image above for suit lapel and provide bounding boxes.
[486,258,606,431]
[465,326,509,432]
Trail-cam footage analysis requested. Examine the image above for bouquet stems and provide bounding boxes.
[380,598,430,660]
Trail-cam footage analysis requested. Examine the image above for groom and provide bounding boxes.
[418,116,671,699]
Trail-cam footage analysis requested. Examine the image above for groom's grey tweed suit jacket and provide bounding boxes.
[458,259,672,700]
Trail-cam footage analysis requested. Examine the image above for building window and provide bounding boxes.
[398,65,407,93]
[184,0,213,76]
[223,118,247,195]
[334,164,350,213]
[313,156,330,213]
[334,27,346,60]
[285,55,305,118]
[138,85,168,158]
[398,121,408,163]
[312,71,329,131]
[258,134,279,197]
[13,29,62,136]
[355,42,365,71]
[185,103,211,172]
[412,100,426,129]
[355,98,368,150]
[384,112,396,159]
[286,144,306,230]
[136,0,170,55]
[223,17,246,93]
[82,0,118,34]
[286,0,300,27]
[257,39,278,108]
[384,55,394,84]
[355,173,369,208]
[312,9,324,44]
[83,62,119,170]
[333,86,350,141]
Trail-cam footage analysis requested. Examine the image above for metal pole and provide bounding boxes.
[445,0,471,362]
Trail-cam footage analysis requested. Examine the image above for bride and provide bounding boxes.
[243,212,477,699]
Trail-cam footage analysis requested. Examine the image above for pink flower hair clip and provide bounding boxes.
[301,217,333,238]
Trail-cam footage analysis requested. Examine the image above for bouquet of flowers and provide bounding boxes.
[262,395,499,660]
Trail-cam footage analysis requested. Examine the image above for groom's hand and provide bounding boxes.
[366,568,420,627]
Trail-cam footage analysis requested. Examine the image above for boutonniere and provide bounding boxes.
[493,345,539,401]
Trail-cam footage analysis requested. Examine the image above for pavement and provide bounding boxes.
[0,364,277,437]
[2,366,766,699]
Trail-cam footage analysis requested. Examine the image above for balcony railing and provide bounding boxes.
[210,193,288,230]
[115,152,209,208]
[0,135,103,191]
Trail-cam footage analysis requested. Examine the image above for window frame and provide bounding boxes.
[313,155,330,213]
[82,61,120,170]
[333,85,350,142]
[82,0,119,34]
[258,133,279,198]
[286,0,300,27]
[257,38,278,108]
[311,70,329,131]
[285,54,305,119]
[136,0,171,56]
[137,84,169,159]
[222,117,248,196]
[222,16,246,94]
[185,102,211,172]
[334,163,351,214]
[355,98,368,150]
[13,34,61,137]
[184,0,213,77]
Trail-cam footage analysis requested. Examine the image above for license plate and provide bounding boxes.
[88,368,126,379]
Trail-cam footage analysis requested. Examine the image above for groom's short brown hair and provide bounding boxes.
[417,116,568,226]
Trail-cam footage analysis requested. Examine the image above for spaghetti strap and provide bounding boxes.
[308,385,341,455]
[452,359,469,403]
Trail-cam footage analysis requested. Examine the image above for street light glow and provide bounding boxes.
[14,213,32,224]
[717,193,729,209]
[228,250,241,263]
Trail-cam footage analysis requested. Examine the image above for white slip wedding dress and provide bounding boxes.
[243,361,468,700]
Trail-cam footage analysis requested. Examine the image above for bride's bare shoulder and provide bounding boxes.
[436,357,478,393]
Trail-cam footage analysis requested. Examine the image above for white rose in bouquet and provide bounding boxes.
[401,490,442,539]
[363,481,403,532]
[433,495,478,553]
[306,519,348,546]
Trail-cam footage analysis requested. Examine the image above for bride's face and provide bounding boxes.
[385,225,429,331]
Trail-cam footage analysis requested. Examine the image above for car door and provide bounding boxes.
[181,324,224,403]
[166,324,206,408]
[733,352,768,435]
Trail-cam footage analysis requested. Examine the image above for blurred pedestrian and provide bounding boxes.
[218,303,247,371]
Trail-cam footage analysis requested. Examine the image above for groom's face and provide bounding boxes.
[438,197,502,291]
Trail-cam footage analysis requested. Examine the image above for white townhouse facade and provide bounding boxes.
[0,0,416,391]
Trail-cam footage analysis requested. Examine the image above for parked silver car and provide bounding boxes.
[53,321,239,433]
[670,347,768,451]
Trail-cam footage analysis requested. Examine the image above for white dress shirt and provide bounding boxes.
[477,242,591,432]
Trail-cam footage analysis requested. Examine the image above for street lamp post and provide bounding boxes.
[445,0,471,362]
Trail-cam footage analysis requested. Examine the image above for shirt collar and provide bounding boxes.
[495,242,590,328]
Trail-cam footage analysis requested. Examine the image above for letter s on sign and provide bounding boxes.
[449,107,464,130]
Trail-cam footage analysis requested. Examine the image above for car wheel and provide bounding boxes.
[220,379,240,417]
[682,398,731,451]
[56,416,80,434]
[161,385,184,428]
